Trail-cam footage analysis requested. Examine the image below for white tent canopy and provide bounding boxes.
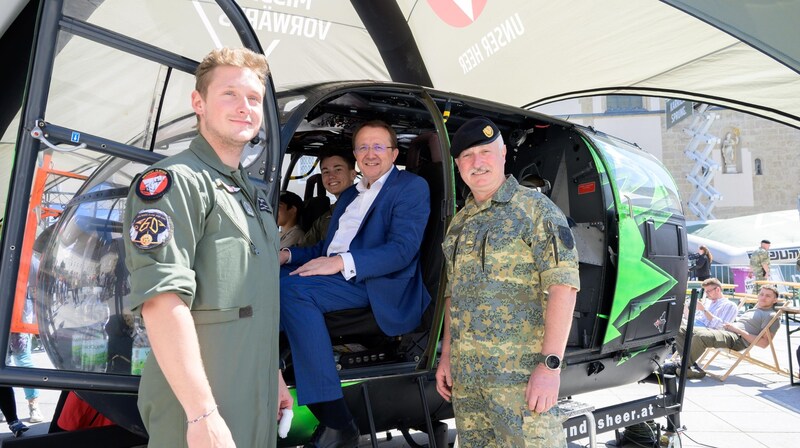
[1,0,798,124]
[399,0,800,128]
[2,0,800,216]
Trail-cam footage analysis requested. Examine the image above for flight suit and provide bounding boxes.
[442,176,580,448]
[749,247,770,281]
[124,135,280,448]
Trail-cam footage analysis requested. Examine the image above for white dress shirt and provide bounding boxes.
[327,167,395,280]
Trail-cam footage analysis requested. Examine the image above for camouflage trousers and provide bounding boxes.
[452,380,565,448]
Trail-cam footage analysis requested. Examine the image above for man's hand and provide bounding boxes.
[525,364,560,414]
[279,249,290,265]
[277,370,293,420]
[290,256,344,277]
[722,322,741,335]
[186,412,235,448]
[696,300,706,312]
[435,352,453,401]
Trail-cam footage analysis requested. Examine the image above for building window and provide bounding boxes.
[606,95,644,112]
[754,158,763,175]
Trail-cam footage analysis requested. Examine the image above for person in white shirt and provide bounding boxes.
[691,277,738,329]
[278,120,431,447]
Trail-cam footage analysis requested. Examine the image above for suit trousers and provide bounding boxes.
[280,268,370,404]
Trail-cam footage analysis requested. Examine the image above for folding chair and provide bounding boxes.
[699,308,788,381]
[732,292,758,312]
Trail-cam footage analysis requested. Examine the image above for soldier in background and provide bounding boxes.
[750,239,771,281]
[435,117,579,447]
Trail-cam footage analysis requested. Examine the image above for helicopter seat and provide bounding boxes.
[301,173,331,232]
[322,132,445,368]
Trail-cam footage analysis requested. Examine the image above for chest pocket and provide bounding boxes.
[483,225,536,284]
[215,189,255,243]
[445,224,489,275]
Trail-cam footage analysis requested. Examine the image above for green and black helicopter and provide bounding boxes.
[0,1,693,446]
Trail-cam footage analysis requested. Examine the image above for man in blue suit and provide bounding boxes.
[279,120,431,447]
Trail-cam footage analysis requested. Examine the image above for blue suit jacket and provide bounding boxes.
[290,168,431,335]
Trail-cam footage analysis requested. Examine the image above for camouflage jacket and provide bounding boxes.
[749,247,770,275]
[442,175,580,385]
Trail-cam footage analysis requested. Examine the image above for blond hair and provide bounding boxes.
[701,277,721,289]
[760,285,780,300]
[195,47,269,97]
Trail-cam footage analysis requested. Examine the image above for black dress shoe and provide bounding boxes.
[304,420,360,448]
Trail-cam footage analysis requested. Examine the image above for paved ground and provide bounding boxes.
[2,315,798,447]
[568,311,800,448]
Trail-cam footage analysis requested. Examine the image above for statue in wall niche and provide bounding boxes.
[720,129,740,173]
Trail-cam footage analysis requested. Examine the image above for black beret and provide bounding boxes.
[450,117,501,158]
[761,239,771,244]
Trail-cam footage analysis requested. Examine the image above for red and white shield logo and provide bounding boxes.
[427,0,488,28]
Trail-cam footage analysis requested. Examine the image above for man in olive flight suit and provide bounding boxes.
[435,117,580,447]
[124,47,290,448]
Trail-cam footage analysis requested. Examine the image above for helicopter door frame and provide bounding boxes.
[0,0,280,393]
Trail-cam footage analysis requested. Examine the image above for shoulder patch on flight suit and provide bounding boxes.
[129,209,173,250]
[135,168,172,201]
[558,225,575,250]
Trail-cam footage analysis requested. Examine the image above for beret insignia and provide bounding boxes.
[450,117,501,158]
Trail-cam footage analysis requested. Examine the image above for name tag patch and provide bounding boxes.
[136,168,172,201]
[130,209,173,250]
[241,199,255,217]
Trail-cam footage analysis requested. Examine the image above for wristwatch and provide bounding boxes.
[544,354,562,371]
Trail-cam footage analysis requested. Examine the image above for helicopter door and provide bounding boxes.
[0,0,280,394]
[586,133,687,354]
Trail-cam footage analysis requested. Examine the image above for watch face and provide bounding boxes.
[545,355,561,370]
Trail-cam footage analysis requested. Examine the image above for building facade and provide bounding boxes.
[535,97,800,220]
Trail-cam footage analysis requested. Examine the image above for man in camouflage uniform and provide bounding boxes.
[750,239,771,281]
[435,117,580,447]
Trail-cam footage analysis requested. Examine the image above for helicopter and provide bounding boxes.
[0,1,691,446]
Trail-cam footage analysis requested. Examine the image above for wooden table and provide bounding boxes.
[779,306,800,386]
[756,280,800,305]
[756,280,800,288]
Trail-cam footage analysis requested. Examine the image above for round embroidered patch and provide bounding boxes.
[129,209,173,250]
[136,168,172,201]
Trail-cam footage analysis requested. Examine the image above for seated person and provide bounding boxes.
[673,285,781,379]
[279,120,430,447]
[299,148,358,247]
[684,277,737,329]
[278,191,305,248]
